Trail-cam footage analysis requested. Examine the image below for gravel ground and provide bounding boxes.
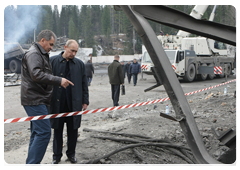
[4,67,236,165]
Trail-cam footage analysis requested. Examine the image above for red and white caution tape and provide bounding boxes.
[4,79,236,124]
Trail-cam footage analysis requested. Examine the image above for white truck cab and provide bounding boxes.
[141,47,192,78]
[141,45,154,74]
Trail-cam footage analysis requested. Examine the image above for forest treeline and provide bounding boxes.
[4,5,236,55]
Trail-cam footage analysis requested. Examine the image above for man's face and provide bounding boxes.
[64,42,79,60]
[133,59,137,63]
[121,62,124,65]
[40,36,55,53]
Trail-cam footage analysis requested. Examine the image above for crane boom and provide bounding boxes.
[177,5,209,37]
[209,5,217,21]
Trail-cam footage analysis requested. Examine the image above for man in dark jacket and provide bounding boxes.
[121,61,126,80]
[50,39,89,164]
[21,30,73,164]
[85,60,94,86]
[129,59,141,86]
[125,61,131,84]
[108,55,124,106]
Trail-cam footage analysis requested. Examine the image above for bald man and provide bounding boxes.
[108,55,124,106]
[49,40,89,164]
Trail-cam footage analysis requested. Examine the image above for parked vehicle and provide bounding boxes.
[141,5,235,82]
[4,42,24,73]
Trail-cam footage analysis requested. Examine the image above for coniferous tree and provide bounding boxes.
[91,5,102,35]
[41,5,53,31]
[79,5,88,39]
[68,17,77,40]
[52,5,60,36]
[101,5,112,50]
[84,6,95,48]
[101,5,111,35]
[59,5,67,36]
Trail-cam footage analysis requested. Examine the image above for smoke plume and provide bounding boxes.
[4,5,41,52]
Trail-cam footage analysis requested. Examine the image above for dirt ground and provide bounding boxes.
[4,65,236,164]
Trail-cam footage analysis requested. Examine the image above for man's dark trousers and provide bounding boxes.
[127,73,131,83]
[87,76,92,86]
[52,61,78,161]
[111,84,120,106]
[23,105,51,164]
[52,116,78,161]
[52,97,78,161]
[132,73,138,85]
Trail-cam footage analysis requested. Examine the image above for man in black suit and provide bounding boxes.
[50,39,89,164]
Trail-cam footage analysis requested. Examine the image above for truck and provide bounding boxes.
[141,5,235,82]
[4,42,24,73]
[142,43,234,82]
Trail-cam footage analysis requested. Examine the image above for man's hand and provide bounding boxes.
[82,104,88,111]
[61,78,74,89]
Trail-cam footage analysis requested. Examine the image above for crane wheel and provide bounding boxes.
[183,63,195,82]
[226,64,232,76]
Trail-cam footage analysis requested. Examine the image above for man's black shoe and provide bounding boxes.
[52,159,61,164]
[66,156,77,163]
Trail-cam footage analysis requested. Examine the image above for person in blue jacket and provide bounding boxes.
[129,59,141,86]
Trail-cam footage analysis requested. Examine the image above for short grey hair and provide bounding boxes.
[36,29,57,43]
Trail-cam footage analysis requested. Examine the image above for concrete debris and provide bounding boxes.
[205,93,214,100]
[221,102,227,106]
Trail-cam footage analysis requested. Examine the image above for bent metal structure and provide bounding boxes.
[114,5,236,164]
